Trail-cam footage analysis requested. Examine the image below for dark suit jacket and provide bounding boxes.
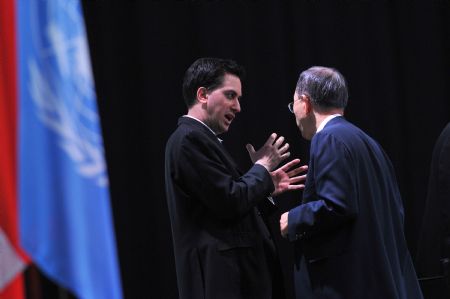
[165,116,285,299]
[287,116,423,299]
[416,122,450,298]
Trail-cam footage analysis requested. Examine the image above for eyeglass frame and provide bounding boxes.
[287,100,296,113]
[288,96,301,113]
[288,94,311,113]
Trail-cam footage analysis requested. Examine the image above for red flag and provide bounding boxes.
[0,0,29,297]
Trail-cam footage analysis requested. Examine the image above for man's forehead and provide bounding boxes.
[222,73,241,83]
[220,75,241,89]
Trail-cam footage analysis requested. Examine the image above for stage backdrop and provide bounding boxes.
[80,1,449,298]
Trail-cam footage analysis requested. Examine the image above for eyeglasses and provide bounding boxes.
[288,98,302,113]
[288,101,295,113]
[288,95,308,113]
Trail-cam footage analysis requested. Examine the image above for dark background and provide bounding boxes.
[54,0,449,298]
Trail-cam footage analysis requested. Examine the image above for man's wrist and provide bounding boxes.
[255,161,270,172]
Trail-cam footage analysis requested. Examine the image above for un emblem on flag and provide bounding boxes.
[26,0,109,187]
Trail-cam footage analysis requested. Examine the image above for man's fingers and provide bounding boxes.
[274,135,285,147]
[265,133,277,146]
[246,143,255,155]
[279,159,309,174]
[289,175,307,183]
[287,165,308,177]
[280,159,301,171]
[288,184,305,190]
[280,151,291,160]
[279,142,290,154]
[280,212,289,238]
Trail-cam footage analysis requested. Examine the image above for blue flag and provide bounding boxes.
[17,1,123,298]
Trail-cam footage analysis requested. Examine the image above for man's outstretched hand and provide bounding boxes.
[270,158,308,196]
[246,133,290,171]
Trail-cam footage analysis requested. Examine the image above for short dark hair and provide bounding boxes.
[182,57,246,108]
[296,66,348,109]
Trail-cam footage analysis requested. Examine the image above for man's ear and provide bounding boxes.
[302,94,312,114]
[196,87,208,104]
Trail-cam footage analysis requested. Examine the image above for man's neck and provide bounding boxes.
[187,106,205,121]
[185,111,218,137]
[314,109,344,133]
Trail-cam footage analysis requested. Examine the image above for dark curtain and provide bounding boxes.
[76,1,450,298]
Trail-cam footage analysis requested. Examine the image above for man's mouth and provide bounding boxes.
[224,113,234,123]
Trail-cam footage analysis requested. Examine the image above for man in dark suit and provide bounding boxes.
[280,66,423,299]
[415,122,450,298]
[165,57,307,299]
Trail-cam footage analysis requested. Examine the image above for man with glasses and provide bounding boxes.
[280,66,423,299]
[165,57,307,299]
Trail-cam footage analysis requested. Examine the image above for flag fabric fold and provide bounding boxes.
[17,1,123,298]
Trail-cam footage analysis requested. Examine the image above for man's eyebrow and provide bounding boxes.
[223,89,242,100]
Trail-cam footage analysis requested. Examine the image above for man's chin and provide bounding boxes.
[218,127,228,134]
[302,131,314,140]
[219,123,231,134]
[299,127,311,140]
[212,126,227,135]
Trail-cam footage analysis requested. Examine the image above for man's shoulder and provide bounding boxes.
[315,118,353,141]
[323,116,355,131]
[167,121,200,143]
[321,117,368,140]
[314,118,375,155]
[167,118,218,151]
[318,118,388,162]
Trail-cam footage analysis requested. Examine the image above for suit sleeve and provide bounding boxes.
[176,131,275,220]
[288,132,358,241]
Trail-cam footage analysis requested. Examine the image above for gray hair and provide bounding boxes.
[296,66,348,109]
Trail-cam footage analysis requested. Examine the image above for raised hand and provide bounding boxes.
[270,159,308,196]
[246,133,291,171]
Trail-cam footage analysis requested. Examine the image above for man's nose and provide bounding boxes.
[233,99,241,113]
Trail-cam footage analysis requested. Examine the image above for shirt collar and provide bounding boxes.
[316,114,342,133]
